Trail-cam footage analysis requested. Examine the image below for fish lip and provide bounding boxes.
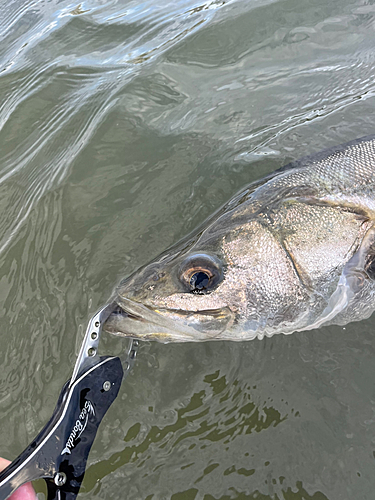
[103,295,235,342]
[116,296,233,323]
[110,303,147,323]
[116,297,169,322]
[104,296,202,341]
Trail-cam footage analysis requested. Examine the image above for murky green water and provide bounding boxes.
[1,0,375,498]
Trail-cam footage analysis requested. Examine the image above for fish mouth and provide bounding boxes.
[103,296,235,343]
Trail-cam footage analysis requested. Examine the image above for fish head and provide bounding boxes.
[104,136,375,342]
[104,200,375,343]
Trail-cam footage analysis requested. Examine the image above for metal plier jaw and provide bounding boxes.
[0,303,138,500]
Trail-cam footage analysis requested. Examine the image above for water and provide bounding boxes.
[1,0,375,498]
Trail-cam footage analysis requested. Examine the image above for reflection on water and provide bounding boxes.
[1,0,375,498]
[85,370,288,490]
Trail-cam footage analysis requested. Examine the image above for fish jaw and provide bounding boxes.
[103,296,236,343]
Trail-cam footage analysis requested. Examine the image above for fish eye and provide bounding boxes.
[179,253,223,294]
[190,271,210,291]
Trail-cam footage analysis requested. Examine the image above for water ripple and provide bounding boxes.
[2,0,375,499]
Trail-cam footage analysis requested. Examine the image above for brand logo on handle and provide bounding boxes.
[61,400,95,455]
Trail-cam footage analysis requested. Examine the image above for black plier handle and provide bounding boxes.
[0,304,137,499]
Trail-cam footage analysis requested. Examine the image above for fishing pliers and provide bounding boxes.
[0,303,137,499]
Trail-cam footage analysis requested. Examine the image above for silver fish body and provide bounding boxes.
[105,136,375,342]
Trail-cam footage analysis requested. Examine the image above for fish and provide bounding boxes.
[104,135,375,342]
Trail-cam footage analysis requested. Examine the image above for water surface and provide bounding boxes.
[1,0,375,498]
